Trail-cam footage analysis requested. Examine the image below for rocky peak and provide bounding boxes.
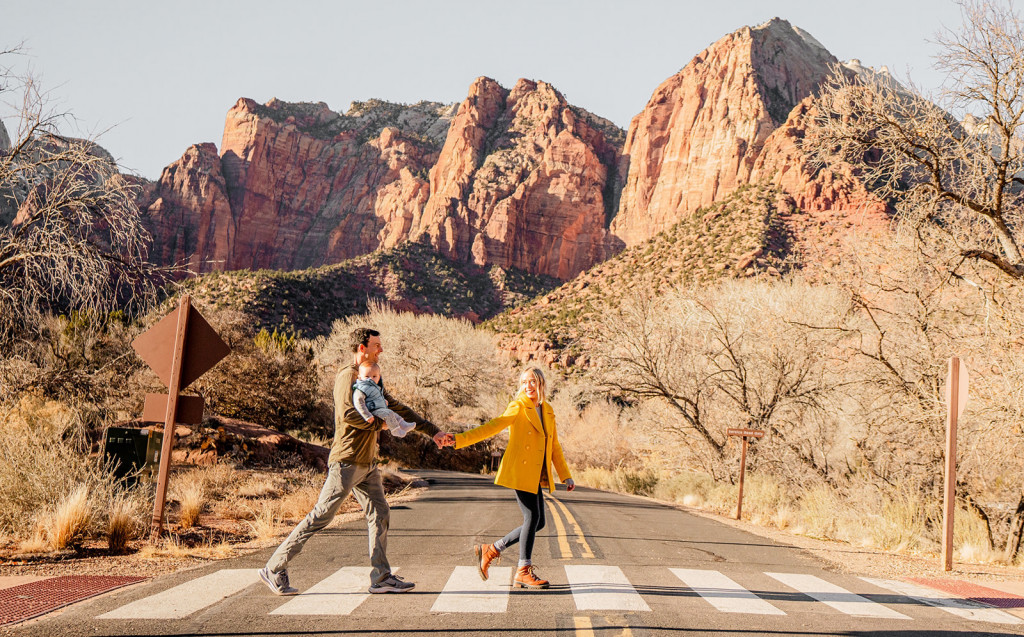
[416,76,623,279]
[611,19,839,247]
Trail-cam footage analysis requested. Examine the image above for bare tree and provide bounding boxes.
[0,50,163,348]
[810,0,1024,279]
[590,281,847,483]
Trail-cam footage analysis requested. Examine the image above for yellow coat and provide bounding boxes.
[455,393,572,494]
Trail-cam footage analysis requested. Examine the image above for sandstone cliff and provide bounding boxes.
[416,77,623,280]
[143,98,455,273]
[611,18,843,246]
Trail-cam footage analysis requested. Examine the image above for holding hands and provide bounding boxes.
[432,431,456,449]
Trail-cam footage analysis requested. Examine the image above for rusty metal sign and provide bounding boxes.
[131,295,229,540]
[142,394,205,425]
[132,304,230,389]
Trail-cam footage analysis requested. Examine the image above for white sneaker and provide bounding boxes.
[259,566,298,595]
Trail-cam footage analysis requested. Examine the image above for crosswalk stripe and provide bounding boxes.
[430,566,512,613]
[861,577,1022,625]
[270,566,377,616]
[565,565,651,612]
[97,569,257,619]
[766,572,909,619]
[670,568,785,615]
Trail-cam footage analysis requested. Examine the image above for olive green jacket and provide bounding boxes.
[328,363,440,465]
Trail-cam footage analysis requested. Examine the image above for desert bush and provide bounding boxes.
[107,494,145,553]
[0,395,120,542]
[549,382,638,470]
[174,481,206,530]
[192,310,331,437]
[317,301,512,426]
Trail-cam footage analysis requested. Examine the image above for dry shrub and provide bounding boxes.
[48,485,93,550]
[246,501,280,542]
[0,397,122,547]
[237,475,283,499]
[278,484,322,521]
[193,310,330,436]
[955,505,998,563]
[193,463,243,498]
[550,384,636,469]
[174,481,206,530]
[107,495,145,553]
[318,301,511,426]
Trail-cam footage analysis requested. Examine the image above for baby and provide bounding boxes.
[352,362,416,438]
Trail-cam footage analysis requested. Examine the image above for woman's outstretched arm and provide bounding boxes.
[455,400,522,449]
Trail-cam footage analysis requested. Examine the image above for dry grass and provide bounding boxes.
[48,485,93,550]
[107,495,145,553]
[278,484,321,521]
[246,501,280,543]
[174,481,206,530]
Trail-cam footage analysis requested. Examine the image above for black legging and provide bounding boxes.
[498,488,546,562]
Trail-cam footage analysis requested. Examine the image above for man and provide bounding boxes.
[259,327,455,595]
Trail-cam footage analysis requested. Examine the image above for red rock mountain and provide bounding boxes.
[142,98,452,273]
[142,83,623,279]
[612,18,882,247]
[140,18,885,282]
[416,78,623,279]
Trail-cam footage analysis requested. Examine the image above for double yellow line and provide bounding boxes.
[545,491,594,559]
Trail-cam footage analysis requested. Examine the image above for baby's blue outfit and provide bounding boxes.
[352,378,416,438]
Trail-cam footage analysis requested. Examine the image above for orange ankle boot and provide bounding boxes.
[514,565,549,589]
[474,543,501,580]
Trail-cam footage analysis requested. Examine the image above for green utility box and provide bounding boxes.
[103,427,162,486]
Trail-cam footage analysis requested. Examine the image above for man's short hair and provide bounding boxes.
[349,327,380,353]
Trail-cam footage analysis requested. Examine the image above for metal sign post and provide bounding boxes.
[727,428,764,520]
[941,356,969,571]
[131,295,230,540]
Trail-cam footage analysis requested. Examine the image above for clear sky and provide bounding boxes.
[3,0,965,180]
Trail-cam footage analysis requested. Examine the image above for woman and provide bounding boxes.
[454,367,575,589]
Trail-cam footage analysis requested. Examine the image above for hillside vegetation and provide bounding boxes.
[183,241,561,338]
[486,183,790,364]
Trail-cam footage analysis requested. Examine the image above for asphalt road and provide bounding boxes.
[8,470,1024,637]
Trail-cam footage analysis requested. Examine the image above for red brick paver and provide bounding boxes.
[908,577,1024,609]
[0,575,146,626]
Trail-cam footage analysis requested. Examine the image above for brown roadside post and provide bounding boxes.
[131,295,230,540]
[941,356,969,571]
[727,428,764,520]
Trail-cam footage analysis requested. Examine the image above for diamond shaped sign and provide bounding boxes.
[132,305,230,389]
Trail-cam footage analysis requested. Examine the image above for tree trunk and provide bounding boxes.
[1004,494,1024,563]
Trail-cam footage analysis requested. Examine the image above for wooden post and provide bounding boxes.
[942,356,960,572]
[737,436,749,520]
[727,428,763,521]
[150,295,191,540]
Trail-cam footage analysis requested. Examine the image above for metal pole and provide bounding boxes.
[736,436,748,520]
[942,356,960,571]
[150,295,191,540]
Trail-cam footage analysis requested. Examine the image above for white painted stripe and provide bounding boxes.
[430,566,512,613]
[270,567,375,616]
[861,577,1022,625]
[565,565,651,612]
[98,569,257,619]
[766,572,909,619]
[670,568,785,615]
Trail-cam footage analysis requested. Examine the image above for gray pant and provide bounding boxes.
[266,462,391,584]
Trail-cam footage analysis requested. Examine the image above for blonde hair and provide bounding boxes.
[519,367,547,404]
